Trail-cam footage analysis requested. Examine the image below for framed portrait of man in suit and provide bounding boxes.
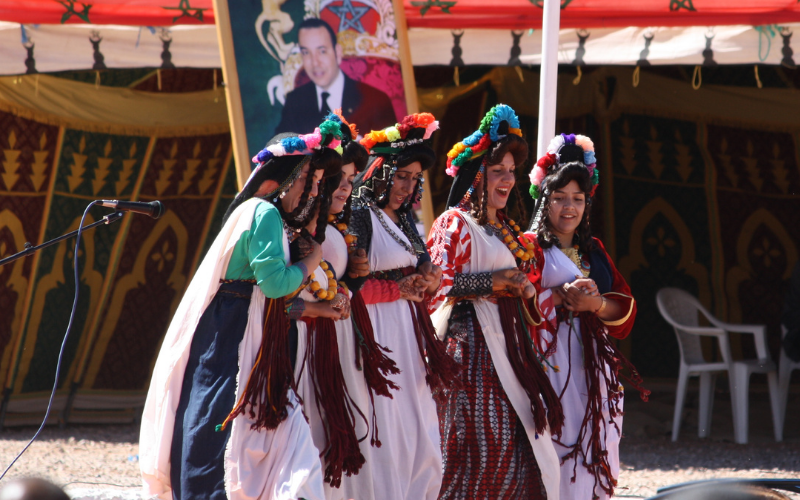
[213,0,410,187]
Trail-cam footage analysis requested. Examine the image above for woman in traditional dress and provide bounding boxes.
[139,119,345,500]
[340,113,460,500]
[526,133,649,500]
[291,111,400,500]
[427,104,563,500]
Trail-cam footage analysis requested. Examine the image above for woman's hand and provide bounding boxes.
[346,248,370,279]
[556,278,603,313]
[303,300,344,320]
[398,274,426,302]
[299,240,323,272]
[417,262,442,295]
[330,293,351,320]
[492,269,529,297]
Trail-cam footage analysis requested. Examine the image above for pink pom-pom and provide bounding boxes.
[424,120,440,140]
[529,165,546,185]
[586,163,596,175]
[575,134,595,152]
[329,138,342,150]
[445,158,458,177]
[251,154,259,163]
[301,128,323,150]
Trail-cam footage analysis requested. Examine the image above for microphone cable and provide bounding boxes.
[0,201,98,481]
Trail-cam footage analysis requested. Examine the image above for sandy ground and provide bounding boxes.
[0,388,798,499]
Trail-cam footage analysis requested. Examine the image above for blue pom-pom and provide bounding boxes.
[324,112,342,123]
[490,105,520,141]
[584,151,596,165]
[462,130,484,147]
[256,148,273,163]
[282,136,307,153]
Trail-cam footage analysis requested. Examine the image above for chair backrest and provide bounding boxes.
[656,287,713,366]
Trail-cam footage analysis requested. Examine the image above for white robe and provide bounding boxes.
[139,198,325,500]
[539,247,623,500]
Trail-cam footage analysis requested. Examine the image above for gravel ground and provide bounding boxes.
[0,388,798,499]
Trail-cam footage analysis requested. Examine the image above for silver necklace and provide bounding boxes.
[369,204,424,257]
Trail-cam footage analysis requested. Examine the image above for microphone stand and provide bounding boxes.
[0,211,124,430]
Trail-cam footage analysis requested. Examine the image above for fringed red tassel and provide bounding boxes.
[349,291,400,448]
[218,297,293,433]
[556,312,650,499]
[303,317,366,487]
[407,300,462,392]
[497,297,564,437]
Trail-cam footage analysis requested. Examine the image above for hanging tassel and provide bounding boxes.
[303,317,366,487]
[218,297,294,432]
[754,65,763,89]
[349,292,399,447]
[408,300,462,392]
[497,297,564,436]
[157,68,162,91]
[632,66,641,88]
[692,65,702,90]
[572,65,582,86]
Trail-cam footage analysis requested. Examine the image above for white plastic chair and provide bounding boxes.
[779,325,800,439]
[656,287,782,444]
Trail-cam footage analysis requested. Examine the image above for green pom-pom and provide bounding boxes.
[453,147,473,167]
[319,119,341,138]
[591,168,599,184]
[215,424,223,432]
[529,184,540,199]
[479,109,495,133]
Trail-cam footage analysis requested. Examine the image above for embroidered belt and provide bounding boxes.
[366,266,416,282]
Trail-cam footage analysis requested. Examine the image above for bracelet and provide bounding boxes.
[295,261,309,282]
[595,296,607,315]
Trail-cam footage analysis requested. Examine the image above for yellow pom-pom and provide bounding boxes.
[386,127,401,142]
[310,282,321,292]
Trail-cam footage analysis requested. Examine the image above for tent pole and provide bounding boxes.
[537,0,562,157]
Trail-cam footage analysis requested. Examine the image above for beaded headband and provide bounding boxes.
[243,117,344,192]
[528,133,599,200]
[445,104,522,178]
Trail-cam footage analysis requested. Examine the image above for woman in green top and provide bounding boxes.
[140,123,344,500]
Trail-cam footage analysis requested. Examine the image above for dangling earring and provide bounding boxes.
[279,189,288,199]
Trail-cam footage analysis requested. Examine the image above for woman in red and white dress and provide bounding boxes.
[526,133,649,500]
[427,105,563,500]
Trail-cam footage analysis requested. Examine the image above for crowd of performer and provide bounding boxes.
[139,104,649,500]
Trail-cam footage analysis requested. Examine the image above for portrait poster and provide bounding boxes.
[214,0,409,183]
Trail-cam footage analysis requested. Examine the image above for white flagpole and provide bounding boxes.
[537,0,562,157]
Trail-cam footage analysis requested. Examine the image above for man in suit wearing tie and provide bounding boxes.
[274,18,396,136]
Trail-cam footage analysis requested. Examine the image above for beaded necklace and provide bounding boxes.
[561,245,591,278]
[328,213,357,254]
[284,225,339,301]
[485,216,536,268]
[369,204,425,257]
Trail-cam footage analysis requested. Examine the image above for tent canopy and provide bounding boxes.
[1,0,798,28]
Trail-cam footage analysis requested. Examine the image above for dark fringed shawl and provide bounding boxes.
[218,296,294,432]
[349,291,400,447]
[299,316,365,487]
[555,310,650,499]
[496,296,564,437]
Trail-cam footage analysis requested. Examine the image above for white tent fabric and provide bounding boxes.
[0,22,796,75]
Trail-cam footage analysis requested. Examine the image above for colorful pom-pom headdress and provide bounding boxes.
[352,113,439,208]
[243,116,345,196]
[528,133,599,200]
[444,104,523,208]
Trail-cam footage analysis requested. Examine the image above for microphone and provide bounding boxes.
[99,200,164,219]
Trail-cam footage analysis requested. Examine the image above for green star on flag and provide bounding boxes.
[410,0,457,16]
[163,0,208,23]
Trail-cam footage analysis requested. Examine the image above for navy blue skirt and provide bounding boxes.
[170,280,254,500]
